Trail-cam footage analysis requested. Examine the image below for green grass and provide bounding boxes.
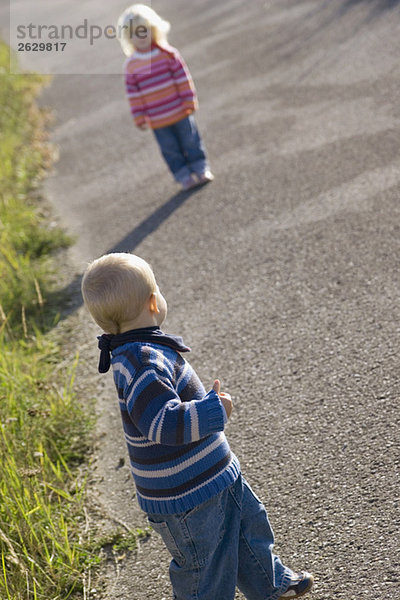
[93,527,150,557]
[0,43,72,339]
[0,342,98,599]
[0,41,100,599]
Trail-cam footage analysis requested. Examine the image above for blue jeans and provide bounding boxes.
[147,474,294,600]
[153,115,209,183]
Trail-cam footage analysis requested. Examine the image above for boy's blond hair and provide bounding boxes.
[117,4,171,57]
[81,253,157,334]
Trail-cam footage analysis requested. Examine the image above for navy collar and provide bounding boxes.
[97,326,190,373]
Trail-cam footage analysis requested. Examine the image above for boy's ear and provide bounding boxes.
[148,292,160,314]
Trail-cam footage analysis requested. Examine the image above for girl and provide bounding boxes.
[118,4,214,190]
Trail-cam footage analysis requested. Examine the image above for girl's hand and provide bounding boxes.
[213,379,233,419]
[137,122,148,130]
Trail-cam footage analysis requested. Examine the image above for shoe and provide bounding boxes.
[280,572,314,598]
[196,170,214,184]
[181,175,198,190]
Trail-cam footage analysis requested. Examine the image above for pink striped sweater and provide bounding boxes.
[124,43,198,130]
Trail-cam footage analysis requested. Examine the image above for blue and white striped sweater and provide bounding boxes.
[111,337,240,514]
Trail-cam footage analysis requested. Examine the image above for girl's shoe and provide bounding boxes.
[197,170,214,184]
[280,572,314,598]
[181,175,198,190]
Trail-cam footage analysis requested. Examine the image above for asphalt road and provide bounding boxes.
[2,1,400,598]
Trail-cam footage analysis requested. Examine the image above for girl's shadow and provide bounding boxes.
[49,185,205,321]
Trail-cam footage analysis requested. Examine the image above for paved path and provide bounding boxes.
[3,1,400,598]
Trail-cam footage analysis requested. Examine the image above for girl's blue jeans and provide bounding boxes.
[153,115,209,183]
[147,474,294,600]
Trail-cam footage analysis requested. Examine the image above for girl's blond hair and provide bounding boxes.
[81,253,157,334]
[117,4,170,57]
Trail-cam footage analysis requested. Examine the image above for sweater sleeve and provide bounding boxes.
[125,72,147,127]
[169,50,198,112]
[124,366,225,445]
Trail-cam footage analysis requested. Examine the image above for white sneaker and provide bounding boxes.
[197,170,214,184]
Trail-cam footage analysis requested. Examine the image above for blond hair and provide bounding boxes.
[81,253,157,334]
[117,4,170,57]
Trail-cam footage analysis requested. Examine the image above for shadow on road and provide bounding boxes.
[106,186,202,253]
[51,185,204,320]
[339,0,400,17]
[261,0,400,79]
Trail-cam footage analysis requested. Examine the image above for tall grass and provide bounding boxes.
[0,342,97,599]
[0,43,71,338]
[0,42,98,599]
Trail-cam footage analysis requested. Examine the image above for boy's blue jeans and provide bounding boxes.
[147,474,294,600]
[153,115,209,183]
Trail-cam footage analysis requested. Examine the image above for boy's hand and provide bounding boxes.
[213,379,233,419]
[137,122,148,130]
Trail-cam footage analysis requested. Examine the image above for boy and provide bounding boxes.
[82,252,314,600]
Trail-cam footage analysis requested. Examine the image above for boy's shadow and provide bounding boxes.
[50,186,205,320]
